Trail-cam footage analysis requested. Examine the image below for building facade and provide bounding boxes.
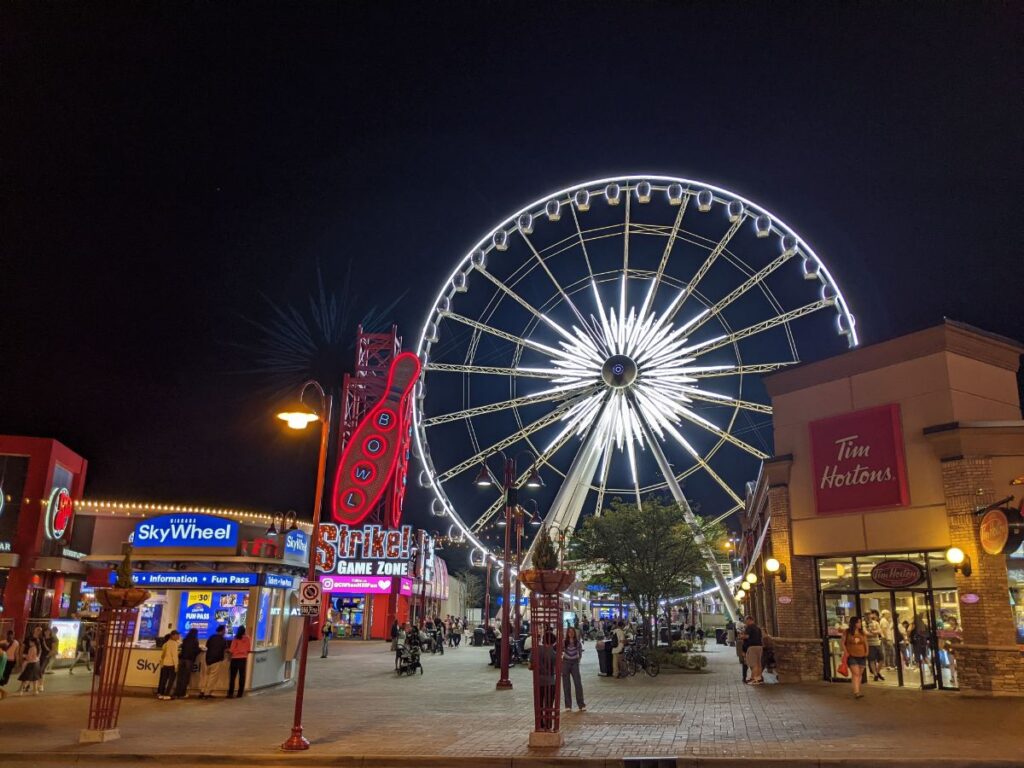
[740,321,1024,694]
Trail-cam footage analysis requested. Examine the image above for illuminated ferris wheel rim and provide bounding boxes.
[413,173,859,566]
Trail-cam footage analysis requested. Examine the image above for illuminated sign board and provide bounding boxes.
[315,523,414,576]
[319,574,414,595]
[131,514,239,550]
[331,352,420,526]
[264,572,297,589]
[809,404,910,515]
[45,487,74,541]
[124,571,258,587]
[283,529,310,559]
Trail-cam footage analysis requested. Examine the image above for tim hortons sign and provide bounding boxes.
[809,404,910,515]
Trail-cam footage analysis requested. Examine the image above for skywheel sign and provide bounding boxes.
[130,513,239,551]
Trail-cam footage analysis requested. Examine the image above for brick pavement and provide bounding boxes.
[0,639,1021,766]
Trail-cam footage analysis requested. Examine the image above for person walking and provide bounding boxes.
[173,628,200,699]
[69,626,94,674]
[18,628,43,695]
[879,609,896,670]
[736,628,749,683]
[38,627,55,689]
[742,616,764,685]
[0,641,10,699]
[227,626,251,698]
[562,627,586,712]
[321,620,332,659]
[199,625,227,698]
[843,616,869,698]
[866,610,885,681]
[157,630,180,700]
[611,620,626,678]
[1,631,19,688]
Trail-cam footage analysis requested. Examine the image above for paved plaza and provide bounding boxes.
[2,640,1022,767]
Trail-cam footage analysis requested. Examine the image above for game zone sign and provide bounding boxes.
[809,404,910,515]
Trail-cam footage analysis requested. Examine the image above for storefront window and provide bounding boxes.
[818,557,856,591]
[255,588,286,648]
[1008,546,1024,645]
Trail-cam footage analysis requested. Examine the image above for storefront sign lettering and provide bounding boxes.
[314,522,413,574]
[122,571,258,587]
[0,541,11,552]
[809,404,910,515]
[777,595,793,604]
[960,593,980,604]
[319,574,413,595]
[131,513,239,549]
[870,560,924,588]
[283,529,309,558]
[263,572,297,589]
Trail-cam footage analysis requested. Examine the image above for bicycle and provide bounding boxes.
[623,642,660,677]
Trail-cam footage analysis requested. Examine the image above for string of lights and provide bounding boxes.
[73,499,315,533]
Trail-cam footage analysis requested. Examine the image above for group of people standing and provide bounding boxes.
[0,624,94,696]
[155,625,251,700]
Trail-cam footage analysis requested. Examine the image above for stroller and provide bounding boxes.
[396,640,423,676]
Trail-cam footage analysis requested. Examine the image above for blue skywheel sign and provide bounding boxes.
[130,513,239,549]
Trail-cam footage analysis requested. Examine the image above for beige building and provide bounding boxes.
[740,320,1024,694]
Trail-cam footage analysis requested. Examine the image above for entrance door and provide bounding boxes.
[858,591,902,688]
[895,591,937,689]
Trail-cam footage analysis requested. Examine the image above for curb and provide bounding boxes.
[4,755,1022,768]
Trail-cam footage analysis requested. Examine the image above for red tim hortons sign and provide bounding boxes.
[809,404,910,515]
[870,559,924,588]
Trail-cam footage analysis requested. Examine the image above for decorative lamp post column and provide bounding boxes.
[80,546,150,743]
[475,450,543,691]
[277,381,333,752]
[520,526,574,748]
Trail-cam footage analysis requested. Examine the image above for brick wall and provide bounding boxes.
[940,457,1023,694]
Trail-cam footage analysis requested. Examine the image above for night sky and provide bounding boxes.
[3,3,1022,541]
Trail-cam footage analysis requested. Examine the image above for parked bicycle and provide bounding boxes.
[622,641,660,677]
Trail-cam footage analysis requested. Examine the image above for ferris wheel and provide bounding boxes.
[413,175,857,615]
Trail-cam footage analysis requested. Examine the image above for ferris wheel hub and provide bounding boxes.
[601,355,638,388]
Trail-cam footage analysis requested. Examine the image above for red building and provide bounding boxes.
[0,435,89,636]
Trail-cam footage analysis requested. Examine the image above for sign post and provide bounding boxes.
[298,581,323,616]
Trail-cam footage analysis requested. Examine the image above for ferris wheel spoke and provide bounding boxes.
[518,230,594,334]
[659,422,745,506]
[569,204,596,282]
[708,504,743,526]
[680,390,773,415]
[673,408,769,460]
[592,438,614,518]
[688,298,833,358]
[475,267,581,346]
[422,384,597,427]
[639,195,690,320]
[684,249,797,337]
[668,216,744,323]
[444,312,564,358]
[690,361,797,379]
[424,362,556,380]
[435,395,587,484]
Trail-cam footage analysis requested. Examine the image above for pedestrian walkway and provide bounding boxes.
[1,639,1021,766]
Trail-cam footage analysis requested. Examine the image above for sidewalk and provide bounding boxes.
[1,640,1021,766]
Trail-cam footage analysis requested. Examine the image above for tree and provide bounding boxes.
[454,569,483,619]
[569,496,724,642]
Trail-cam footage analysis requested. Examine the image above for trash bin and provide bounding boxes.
[596,639,611,676]
[716,628,726,645]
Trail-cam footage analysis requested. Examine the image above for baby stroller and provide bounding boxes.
[396,641,423,676]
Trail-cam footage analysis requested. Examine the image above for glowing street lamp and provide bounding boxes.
[278,380,333,752]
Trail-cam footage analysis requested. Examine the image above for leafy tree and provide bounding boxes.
[569,496,724,642]
[455,569,483,619]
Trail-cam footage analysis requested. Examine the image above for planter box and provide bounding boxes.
[519,569,575,594]
[96,587,151,610]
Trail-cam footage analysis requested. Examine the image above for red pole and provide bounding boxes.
[484,560,492,628]
[496,457,514,690]
[513,508,523,639]
[282,391,333,752]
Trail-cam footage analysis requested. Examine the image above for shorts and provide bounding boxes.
[868,646,883,662]
[847,656,867,666]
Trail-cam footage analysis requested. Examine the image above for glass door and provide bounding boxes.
[858,591,902,688]
[893,591,936,689]
[821,592,855,680]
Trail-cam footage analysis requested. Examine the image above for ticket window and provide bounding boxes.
[255,588,288,648]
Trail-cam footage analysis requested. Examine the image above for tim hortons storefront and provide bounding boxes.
[739,321,1024,695]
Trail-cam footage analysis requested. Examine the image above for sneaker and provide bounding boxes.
[749,680,762,685]
[854,693,864,699]
[579,706,586,712]
[877,675,885,681]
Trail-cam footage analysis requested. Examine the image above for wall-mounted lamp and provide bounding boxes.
[746,573,758,584]
[946,547,972,577]
[765,557,788,583]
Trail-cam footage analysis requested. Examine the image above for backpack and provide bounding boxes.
[609,631,619,649]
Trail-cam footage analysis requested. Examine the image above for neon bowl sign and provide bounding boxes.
[46,487,74,541]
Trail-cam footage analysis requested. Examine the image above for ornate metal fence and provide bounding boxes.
[86,609,138,733]
[528,591,564,734]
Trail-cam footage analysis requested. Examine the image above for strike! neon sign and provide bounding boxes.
[331,352,420,526]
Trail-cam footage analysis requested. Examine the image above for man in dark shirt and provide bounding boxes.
[743,616,764,685]
[200,625,227,698]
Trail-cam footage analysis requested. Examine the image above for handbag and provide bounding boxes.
[837,651,850,677]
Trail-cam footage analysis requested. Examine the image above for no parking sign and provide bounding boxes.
[298,580,322,616]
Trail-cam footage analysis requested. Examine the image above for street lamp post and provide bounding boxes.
[512,500,542,639]
[475,451,542,691]
[277,381,333,753]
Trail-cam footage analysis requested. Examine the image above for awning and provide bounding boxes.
[34,556,88,576]
[743,515,772,573]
